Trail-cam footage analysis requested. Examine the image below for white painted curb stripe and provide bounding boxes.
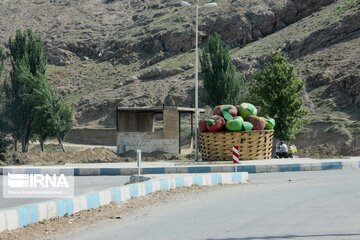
[0,211,5,232]
[99,190,112,206]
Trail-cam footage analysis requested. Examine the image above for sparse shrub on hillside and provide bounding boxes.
[251,52,308,140]
[200,33,248,107]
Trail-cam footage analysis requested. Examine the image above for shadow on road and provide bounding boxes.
[208,233,360,240]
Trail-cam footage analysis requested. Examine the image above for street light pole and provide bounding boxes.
[195,3,199,161]
[180,1,217,161]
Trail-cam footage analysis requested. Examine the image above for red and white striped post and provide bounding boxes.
[232,146,240,164]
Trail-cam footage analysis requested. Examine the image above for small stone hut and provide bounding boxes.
[116,106,204,155]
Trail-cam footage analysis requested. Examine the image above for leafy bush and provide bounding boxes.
[251,52,308,140]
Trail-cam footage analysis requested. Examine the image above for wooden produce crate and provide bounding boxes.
[199,131,274,161]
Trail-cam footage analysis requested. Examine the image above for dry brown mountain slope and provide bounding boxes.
[231,0,360,150]
[0,0,335,121]
[0,0,359,153]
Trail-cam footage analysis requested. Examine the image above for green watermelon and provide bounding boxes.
[265,117,276,130]
[225,116,244,131]
[238,103,257,120]
[242,121,253,132]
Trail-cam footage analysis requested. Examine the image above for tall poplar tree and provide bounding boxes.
[0,44,8,153]
[0,44,4,75]
[5,29,46,152]
[200,33,248,107]
[5,29,72,152]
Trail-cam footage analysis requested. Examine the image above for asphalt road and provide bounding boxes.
[0,176,129,210]
[67,170,360,240]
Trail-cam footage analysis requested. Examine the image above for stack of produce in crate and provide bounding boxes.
[199,103,275,161]
[199,103,275,133]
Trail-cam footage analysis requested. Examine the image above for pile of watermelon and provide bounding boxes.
[199,103,275,132]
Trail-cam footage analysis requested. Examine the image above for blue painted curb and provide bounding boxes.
[69,160,360,176]
[0,160,359,176]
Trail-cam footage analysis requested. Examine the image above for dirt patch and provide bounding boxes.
[2,147,192,166]
[0,185,234,240]
[3,147,122,166]
[2,142,358,166]
[298,144,360,158]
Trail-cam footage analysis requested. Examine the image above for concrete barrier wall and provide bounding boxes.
[66,128,116,146]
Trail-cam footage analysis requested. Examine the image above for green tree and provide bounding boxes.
[251,52,308,140]
[0,44,10,153]
[5,59,40,152]
[5,29,47,152]
[200,33,248,107]
[5,29,73,152]
[56,102,73,152]
[0,43,4,75]
[31,79,73,152]
[30,77,56,151]
[0,44,5,106]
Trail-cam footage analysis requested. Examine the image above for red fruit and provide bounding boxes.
[248,116,266,130]
[198,120,208,132]
[212,105,237,121]
[206,115,225,132]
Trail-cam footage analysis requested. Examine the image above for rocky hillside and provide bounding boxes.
[0,0,359,152]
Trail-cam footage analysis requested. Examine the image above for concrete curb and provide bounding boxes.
[1,159,359,176]
[0,172,248,233]
[55,160,360,176]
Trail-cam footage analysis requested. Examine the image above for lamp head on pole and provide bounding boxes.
[180,1,192,7]
[203,2,217,7]
[180,1,217,8]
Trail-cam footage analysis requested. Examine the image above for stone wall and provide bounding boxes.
[116,132,179,154]
[116,108,180,154]
[66,128,116,146]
